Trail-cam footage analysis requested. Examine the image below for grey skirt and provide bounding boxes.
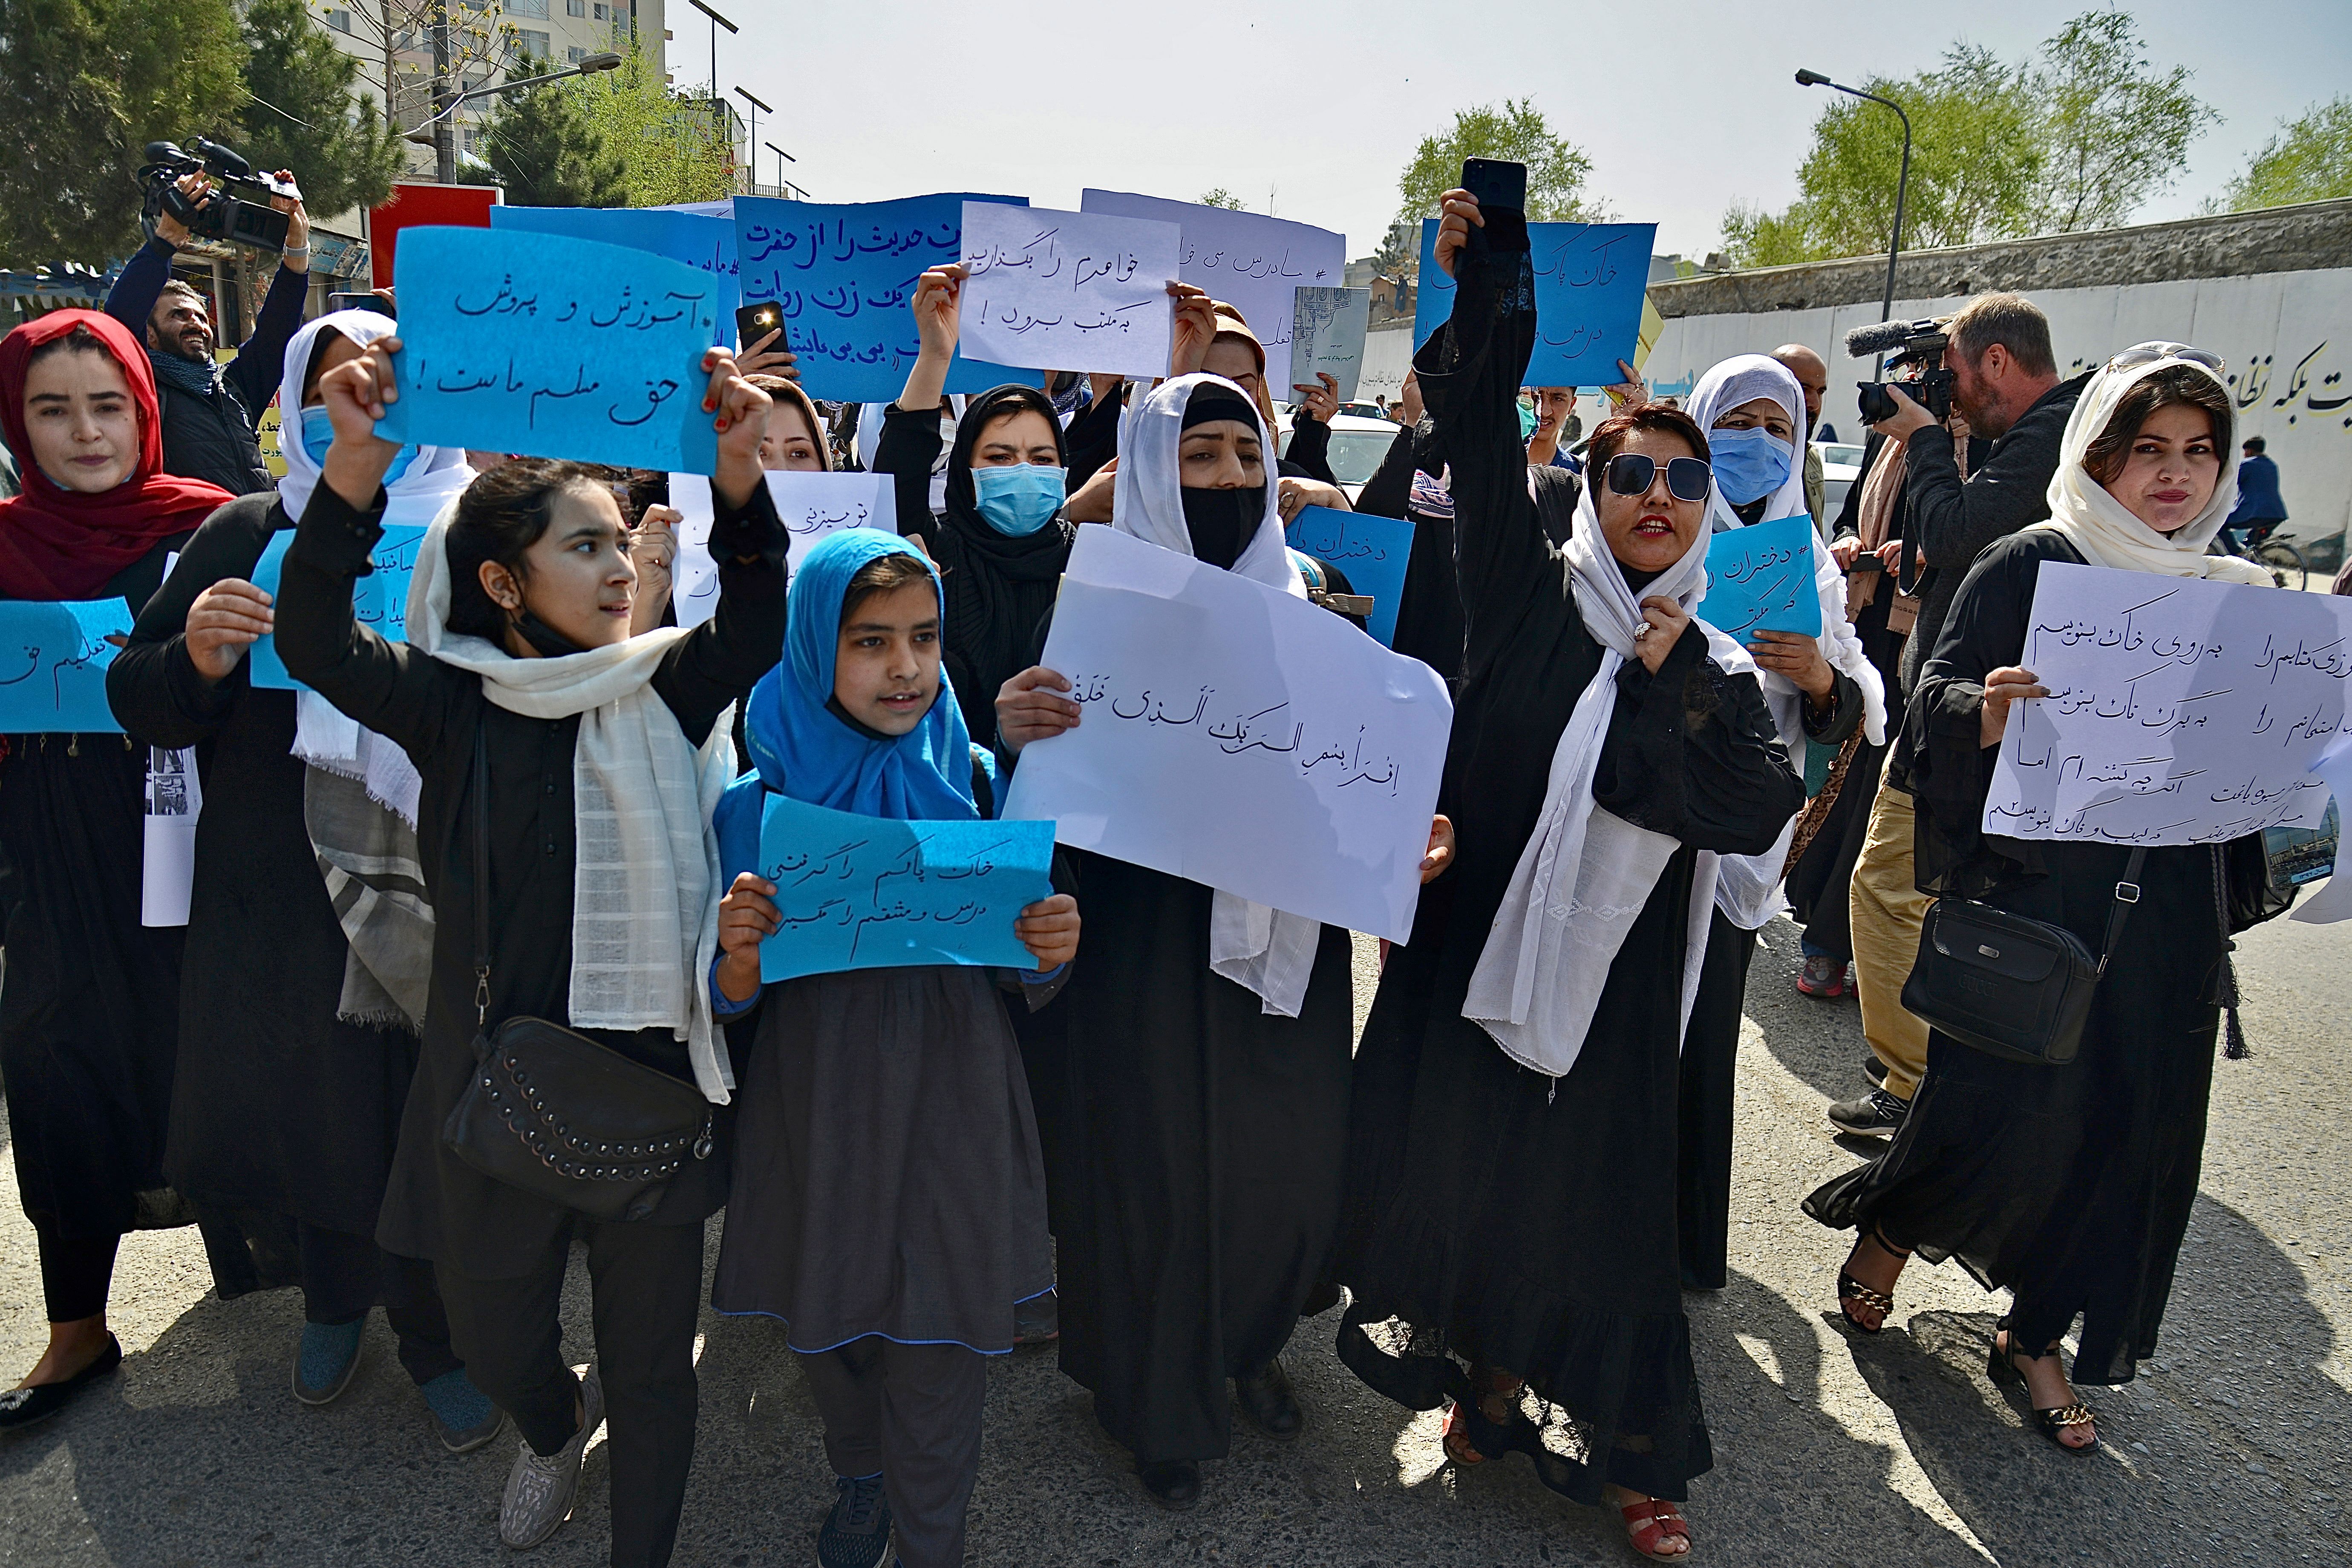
[712,965,1053,1355]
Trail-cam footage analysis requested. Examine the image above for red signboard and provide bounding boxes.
[367,182,502,288]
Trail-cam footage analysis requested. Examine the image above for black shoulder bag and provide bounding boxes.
[439,718,715,1221]
[1901,847,2146,1066]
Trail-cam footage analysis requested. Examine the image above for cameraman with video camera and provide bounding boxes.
[1827,293,2089,1141]
[104,163,312,495]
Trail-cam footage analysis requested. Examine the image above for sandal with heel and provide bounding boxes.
[1836,1231,1910,1334]
[1988,1329,2097,1453]
[1618,1497,1693,1561]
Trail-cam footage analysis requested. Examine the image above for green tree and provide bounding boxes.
[0,0,245,266]
[2028,11,2215,233]
[481,53,626,207]
[2220,96,2352,209]
[1395,98,1597,225]
[1369,217,1418,280]
[235,0,406,219]
[574,37,735,208]
[1198,188,1245,210]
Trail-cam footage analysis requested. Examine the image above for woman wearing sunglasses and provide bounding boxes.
[1332,187,1802,1561]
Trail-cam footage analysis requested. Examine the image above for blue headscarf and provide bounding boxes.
[745,527,980,821]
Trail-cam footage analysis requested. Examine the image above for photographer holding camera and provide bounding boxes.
[103,167,312,495]
[1829,293,2090,1141]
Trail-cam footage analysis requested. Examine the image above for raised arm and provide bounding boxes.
[871,264,965,538]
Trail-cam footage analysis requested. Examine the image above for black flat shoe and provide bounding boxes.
[1234,1357,1303,1441]
[0,1336,122,1432]
[1137,1458,1200,1510]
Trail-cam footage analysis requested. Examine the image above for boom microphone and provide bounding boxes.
[1844,318,1936,359]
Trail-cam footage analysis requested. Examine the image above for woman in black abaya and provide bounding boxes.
[1330,191,1801,1561]
[1805,346,2293,1453]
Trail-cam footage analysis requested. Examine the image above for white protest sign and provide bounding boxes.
[666,470,896,626]
[1983,562,2348,847]
[956,202,1179,379]
[1080,190,1346,352]
[1288,286,1370,401]
[1000,526,1454,943]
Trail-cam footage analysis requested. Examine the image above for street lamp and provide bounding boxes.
[687,0,737,101]
[732,86,769,194]
[763,140,799,198]
[404,51,624,178]
[1796,67,1912,377]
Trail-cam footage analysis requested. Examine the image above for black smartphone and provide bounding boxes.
[328,289,392,318]
[736,300,784,351]
[1848,552,1884,573]
[1461,158,1527,215]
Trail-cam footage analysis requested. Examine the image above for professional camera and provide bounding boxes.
[138,138,297,253]
[1845,317,1954,425]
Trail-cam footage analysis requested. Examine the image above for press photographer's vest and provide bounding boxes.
[156,379,273,497]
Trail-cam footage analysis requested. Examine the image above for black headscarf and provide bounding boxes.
[929,382,1076,746]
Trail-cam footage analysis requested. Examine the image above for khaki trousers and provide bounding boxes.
[1848,781,1933,1100]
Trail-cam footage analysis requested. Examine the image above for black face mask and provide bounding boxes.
[1179,485,1265,571]
[513,607,587,658]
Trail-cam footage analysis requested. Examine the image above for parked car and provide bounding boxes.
[1336,401,1389,421]
[1816,440,1862,522]
[1325,415,1404,504]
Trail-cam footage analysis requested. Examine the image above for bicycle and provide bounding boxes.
[2213,519,2308,591]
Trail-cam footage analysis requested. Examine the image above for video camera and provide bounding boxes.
[1845,317,1953,425]
[138,139,297,253]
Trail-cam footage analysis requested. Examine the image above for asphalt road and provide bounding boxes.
[2,902,2344,1567]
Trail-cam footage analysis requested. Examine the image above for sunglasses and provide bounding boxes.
[2106,341,2224,374]
[1604,452,1713,503]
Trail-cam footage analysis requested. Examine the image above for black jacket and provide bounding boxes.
[1896,372,2089,693]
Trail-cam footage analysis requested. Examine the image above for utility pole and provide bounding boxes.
[431,0,456,184]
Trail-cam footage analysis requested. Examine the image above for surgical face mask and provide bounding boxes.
[970,463,1066,536]
[1706,424,1792,506]
[300,404,418,487]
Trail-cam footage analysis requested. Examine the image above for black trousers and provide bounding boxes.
[436,1219,705,1568]
[1676,913,1757,1291]
[797,1337,989,1568]
[35,1226,120,1322]
[298,1221,462,1386]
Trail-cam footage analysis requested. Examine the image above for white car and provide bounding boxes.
[1816,440,1863,522]
[1268,408,1403,504]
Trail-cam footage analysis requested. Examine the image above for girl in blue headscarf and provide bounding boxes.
[706,527,1077,1568]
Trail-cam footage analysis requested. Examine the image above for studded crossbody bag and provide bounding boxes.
[439,717,714,1222]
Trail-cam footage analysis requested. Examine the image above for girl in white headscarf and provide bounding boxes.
[993,371,1445,1510]
[1807,345,2294,1458]
[104,309,496,1450]
[1330,188,1802,1562]
[1673,354,1890,1291]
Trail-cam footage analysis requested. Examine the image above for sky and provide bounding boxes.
[673,0,2351,263]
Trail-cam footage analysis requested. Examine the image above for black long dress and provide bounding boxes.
[106,494,421,1245]
[1804,530,2292,1384]
[1331,243,1803,1506]
[1,542,191,1246]
[271,480,787,1279]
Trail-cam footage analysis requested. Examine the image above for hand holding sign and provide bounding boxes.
[1695,514,1823,640]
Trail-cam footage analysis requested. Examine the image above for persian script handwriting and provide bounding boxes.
[450,276,712,334]
[412,353,681,433]
[1062,675,1404,795]
[764,833,1018,963]
[739,219,960,271]
[0,600,132,730]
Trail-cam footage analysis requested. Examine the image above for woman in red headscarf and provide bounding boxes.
[0,310,231,1431]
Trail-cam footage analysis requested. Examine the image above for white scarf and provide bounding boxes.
[1113,372,1324,1017]
[1683,355,1887,929]
[407,501,738,1104]
[1461,480,1758,1078]
[2023,346,2272,587]
[277,310,475,826]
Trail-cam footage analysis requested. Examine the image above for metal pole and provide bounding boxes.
[431,0,455,184]
[1796,72,1912,378]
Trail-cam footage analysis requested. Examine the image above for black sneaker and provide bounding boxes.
[1827,1087,1910,1138]
[816,1473,892,1568]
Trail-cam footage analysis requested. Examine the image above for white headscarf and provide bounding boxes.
[2024,345,2271,586]
[279,310,475,824]
[1461,471,1759,1079]
[1112,372,1322,1017]
[1683,355,1887,929]
[406,501,738,1104]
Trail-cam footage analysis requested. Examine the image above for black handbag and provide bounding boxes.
[438,721,714,1222]
[1901,847,2146,1066]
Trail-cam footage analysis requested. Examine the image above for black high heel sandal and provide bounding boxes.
[1836,1231,1910,1334]
[1988,1329,2096,1453]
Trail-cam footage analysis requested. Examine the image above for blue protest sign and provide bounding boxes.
[0,597,132,731]
[1413,222,1657,387]
[491,206,738,345]
[375,226,722,472]
[1285,504,1412,649]
[246,525,428,690]
[1695,514,1823,640]
[732,193,1042,404]
[757,792,1054,982]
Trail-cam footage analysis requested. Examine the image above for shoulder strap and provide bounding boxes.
[471,709,491,1029]
[2092,846,2148,980]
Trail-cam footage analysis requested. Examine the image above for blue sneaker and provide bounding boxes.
[421,1367,507,1453]
[816,1473,892,1568]
[293,1318,366,1406]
